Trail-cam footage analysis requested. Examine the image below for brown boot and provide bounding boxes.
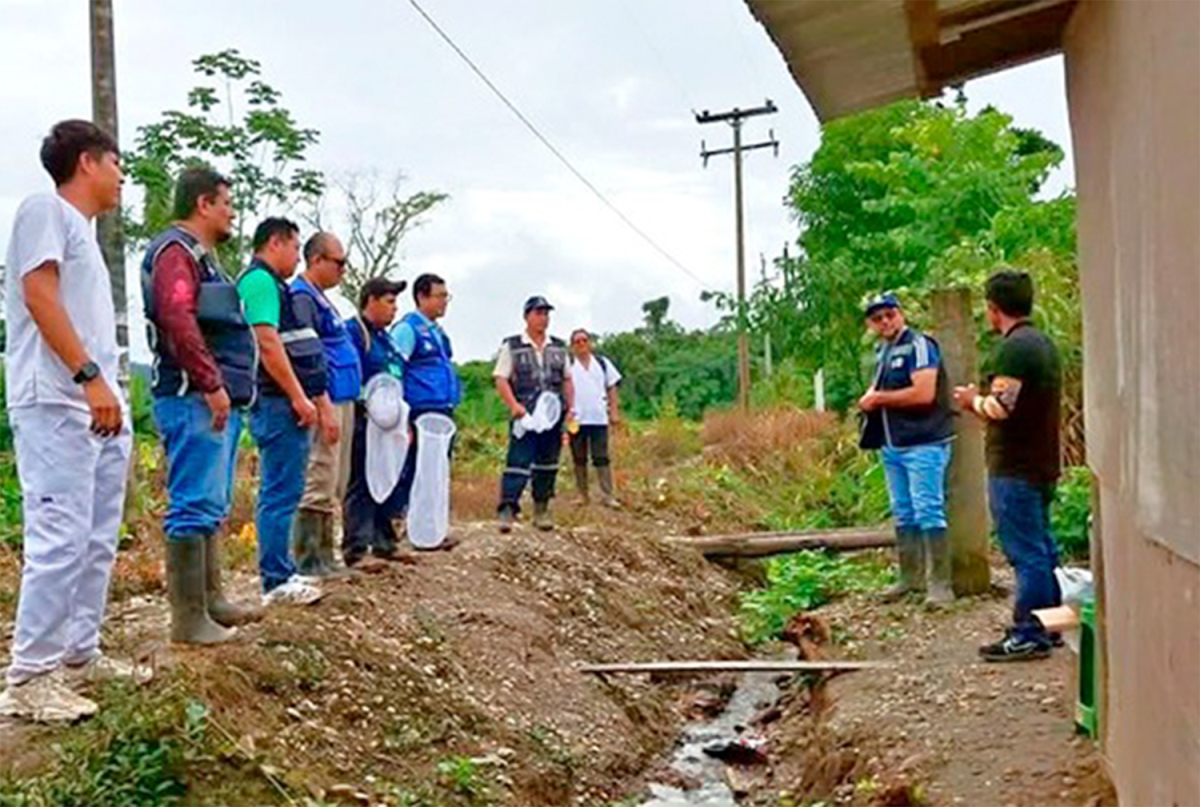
[596,465,620,509]
[573,464,590,504]
[532,501,554,531]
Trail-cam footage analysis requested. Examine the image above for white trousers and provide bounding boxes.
[6,404,132,685]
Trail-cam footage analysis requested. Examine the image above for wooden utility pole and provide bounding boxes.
[90,0,128,377]
[698,101,778,410]
[931,288,991,594]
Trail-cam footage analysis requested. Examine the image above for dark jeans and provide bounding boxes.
[989,476,1062,643]
[153,394,243,541]
[393,407,456,516]
[569,424,610,468]
[249,395,312,593]
[498,421,563,514]
[343,402,405,563]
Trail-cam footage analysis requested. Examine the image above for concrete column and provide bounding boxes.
[932,288,991,594]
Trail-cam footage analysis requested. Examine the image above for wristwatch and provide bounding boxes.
[72,361,101,385]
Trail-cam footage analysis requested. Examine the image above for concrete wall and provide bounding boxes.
[1064,2,1200,804]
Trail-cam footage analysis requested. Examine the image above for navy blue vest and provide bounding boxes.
[141,226,256,406]
[399,311,460,411]
[506,334,568,409]
[290,277,362,403]
[237,261,327,399]
[860,328,955,449]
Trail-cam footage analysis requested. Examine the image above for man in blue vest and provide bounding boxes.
[858,293,956,605]
[291,232,361,576]
[493,296,575,533]
[344,276,408,567]
[389,273,461,525]
[237,218,330,607]
[143,166,264,643]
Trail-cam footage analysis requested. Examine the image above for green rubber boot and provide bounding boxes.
[532,500,554,532]
[204,534,263,627]
[924,529,955,605]
[169,538,237,644]
[881,528,925,601]
[293,508,322,576]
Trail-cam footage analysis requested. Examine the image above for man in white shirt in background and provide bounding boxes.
[568,328,622,508]
[0,120,148,724]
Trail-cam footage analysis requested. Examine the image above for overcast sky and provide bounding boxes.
[0,0,1074,361]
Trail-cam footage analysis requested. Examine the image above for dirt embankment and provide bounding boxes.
[93,516,741,805]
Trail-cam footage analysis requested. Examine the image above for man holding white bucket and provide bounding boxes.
[493,296,575,532]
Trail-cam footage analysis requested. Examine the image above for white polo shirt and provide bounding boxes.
[570,353,621,426]
[4,192,123,413]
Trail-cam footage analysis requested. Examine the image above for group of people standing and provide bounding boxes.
[859,271,1065,663]
[0,120,623,723]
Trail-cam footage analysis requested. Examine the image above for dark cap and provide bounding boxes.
[523,295,554,315]
[863,292,900,318]
[359,276,408,311]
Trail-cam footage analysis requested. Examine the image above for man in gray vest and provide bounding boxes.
[493,296,575,532]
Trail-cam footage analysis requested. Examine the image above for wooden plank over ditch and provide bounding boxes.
[578,660,885,674]
[666,526,894,558]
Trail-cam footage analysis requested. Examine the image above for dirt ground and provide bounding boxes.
[0,491,1115,806]
[744,561,1117,807]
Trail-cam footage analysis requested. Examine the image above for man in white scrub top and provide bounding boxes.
[567,328,622,508]
[0,120,148,724]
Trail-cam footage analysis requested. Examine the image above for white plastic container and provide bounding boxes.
[406,412,458,549]
[512,391,563,438]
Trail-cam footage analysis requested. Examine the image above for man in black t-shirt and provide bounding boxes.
[954,269,1063,662]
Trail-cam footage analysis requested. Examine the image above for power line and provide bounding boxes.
[406,0,710,290]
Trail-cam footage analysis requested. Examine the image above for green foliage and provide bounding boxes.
[596,298,737,420]
[738,550,893,644]
[0,685,211,807]
[125,48,324,268]
[435,755,488,802]
[0,452,22,550]
[760,98,1078,415]
[1053,465,1093,561]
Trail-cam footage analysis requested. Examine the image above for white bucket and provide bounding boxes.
[406,412,457,549]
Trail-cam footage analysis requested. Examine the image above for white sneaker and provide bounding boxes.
[262,576,324,607]
[0,672,99,723]
[63,654,154,687]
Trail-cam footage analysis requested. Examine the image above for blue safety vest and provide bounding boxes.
[398,311,460,410]
[289,276,362,403]
[238,261,327,399]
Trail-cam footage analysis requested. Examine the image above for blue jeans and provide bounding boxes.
[989,476,1061,643]
[153,395,243,541]
[881,442,951,532]
[249,395,312,593]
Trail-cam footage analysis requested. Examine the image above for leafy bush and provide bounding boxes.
[1052,465,1093,561]
[738,550,892,644]
[0,684,211,807]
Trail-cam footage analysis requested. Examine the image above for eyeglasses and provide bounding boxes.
[869,309,899,324]
[431,291,452,300]
[324,255,349,270]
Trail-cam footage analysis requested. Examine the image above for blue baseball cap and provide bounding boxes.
[523,295,555,315]
[863,293,900,318]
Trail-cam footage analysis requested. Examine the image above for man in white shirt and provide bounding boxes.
[567,329,622,508]
[0,120,147,723]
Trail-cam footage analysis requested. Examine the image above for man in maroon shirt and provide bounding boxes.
[142,166,262,644]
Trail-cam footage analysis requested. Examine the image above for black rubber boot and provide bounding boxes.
[532,500,554,532]
[204,534,263,627]
[881,528,925,601]
[169,538,237,644]
[924,529,955,605]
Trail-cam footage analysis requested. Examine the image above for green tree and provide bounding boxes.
[768,98,1071,411]
[124,49,324,269]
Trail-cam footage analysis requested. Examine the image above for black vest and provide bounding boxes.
[860,328,955,449]
[141,226,256,406]
[238,261,328,399]
[506,334,568,409]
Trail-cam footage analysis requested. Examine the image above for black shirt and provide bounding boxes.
[986,321,1062,485]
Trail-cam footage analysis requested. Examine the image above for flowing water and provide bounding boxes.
[640,670,785,806]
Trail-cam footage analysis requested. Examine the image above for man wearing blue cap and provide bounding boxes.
[858,293,956,604]
[493,296,575,532]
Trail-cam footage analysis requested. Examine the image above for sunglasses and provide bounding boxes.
[324,255,349,269]
[869,309,898,324]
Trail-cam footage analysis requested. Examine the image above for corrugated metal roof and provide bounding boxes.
[745,0,1076,121]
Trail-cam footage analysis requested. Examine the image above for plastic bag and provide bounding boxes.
[512,391,562,438]
[406,412,457,549]
[1054,566,1094,606]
